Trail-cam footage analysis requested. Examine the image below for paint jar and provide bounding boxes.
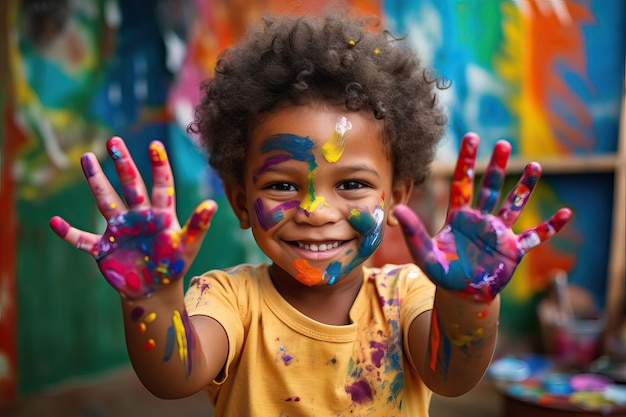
[553,317,604,368]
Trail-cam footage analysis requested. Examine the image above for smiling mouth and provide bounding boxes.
[296,241,342,252]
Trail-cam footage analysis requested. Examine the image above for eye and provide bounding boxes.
[267,182,298,192]
[337,180,367,191]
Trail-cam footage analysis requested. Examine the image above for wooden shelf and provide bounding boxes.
[431,154,622,177]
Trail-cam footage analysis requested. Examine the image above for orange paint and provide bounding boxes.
[293,259,324,286]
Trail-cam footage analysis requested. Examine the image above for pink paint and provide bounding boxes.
[49,216,70,237]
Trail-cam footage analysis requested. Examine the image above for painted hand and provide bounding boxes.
[50,137,216,299]
[393,132,572,301]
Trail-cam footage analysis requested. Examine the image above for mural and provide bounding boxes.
[1,0,623,398]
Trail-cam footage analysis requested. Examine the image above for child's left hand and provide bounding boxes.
[393,132,572,301]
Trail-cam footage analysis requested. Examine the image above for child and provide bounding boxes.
[50,12,572,416]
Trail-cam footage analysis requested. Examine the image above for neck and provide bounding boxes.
[269,263,363,326]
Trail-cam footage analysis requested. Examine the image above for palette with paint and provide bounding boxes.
[488,355,626,416]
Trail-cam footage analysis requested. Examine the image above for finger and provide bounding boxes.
[107,136,151,209]
[517,207,572,255]
[392,204,435,266]
[81,152,126,219]
[497,162,541,227]
[50,216,101,256]
[181,200,218,252]
[148,141,176,211]
[475,140,511,213]
[447,132,480,220]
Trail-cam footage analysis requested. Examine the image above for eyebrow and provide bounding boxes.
[337,164,381,178]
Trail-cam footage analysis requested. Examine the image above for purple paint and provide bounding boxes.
[81,155,97,177]
[252,154,292,184]
[130,306,144,321]
[280,347,293,366]
[345,380,373,404]
[370,341,385,368]
[254,198,299,231]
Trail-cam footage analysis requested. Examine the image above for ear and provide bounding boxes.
[223,180,251,229]
[387,179,413,227]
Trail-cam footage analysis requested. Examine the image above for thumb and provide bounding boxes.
[392,204,435,266]
[181,200,218,251]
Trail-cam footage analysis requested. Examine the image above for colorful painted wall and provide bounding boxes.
[0,0,624,399]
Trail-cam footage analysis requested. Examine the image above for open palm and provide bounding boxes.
[50,137,216,299]
[393,133,572,301]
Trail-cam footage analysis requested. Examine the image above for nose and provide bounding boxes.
[292,197,342,226]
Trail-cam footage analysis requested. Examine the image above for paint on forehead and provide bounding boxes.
[260,134,326,214]
[254,198,300,231]
[261,134,316,165]
[322,116,352,163]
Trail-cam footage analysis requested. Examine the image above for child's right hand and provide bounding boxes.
[50,137,216,299]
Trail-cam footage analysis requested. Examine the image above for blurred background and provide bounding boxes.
[0,0,624,416]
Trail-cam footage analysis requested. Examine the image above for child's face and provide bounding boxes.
[227,104,411,287]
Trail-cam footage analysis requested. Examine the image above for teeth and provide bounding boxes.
[297,241,340,252]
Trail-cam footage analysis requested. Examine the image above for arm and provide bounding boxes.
[50,137,228,398]
[394,133,572,396]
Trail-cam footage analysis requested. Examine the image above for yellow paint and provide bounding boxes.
[321,116,351,163]
[172,310,188,366]
[145,312,156,323]
[149,142,168,162]
[450,325,484,349]
[299,194,328,213]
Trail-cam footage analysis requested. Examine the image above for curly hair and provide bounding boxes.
[188,12,447,187]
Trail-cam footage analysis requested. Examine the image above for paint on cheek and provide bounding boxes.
[293,259,324,286]
[318,206,385,285]
[321,116,352,163]
[254,198,300,231]
[324,261,342,285]
[347,206,384,264]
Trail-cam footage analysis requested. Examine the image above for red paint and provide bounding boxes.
[0,105,25,402]
[125,271,142,291]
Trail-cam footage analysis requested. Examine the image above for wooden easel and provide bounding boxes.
[604,75,626,352]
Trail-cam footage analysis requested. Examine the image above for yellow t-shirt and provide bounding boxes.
[184,263,435,416]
